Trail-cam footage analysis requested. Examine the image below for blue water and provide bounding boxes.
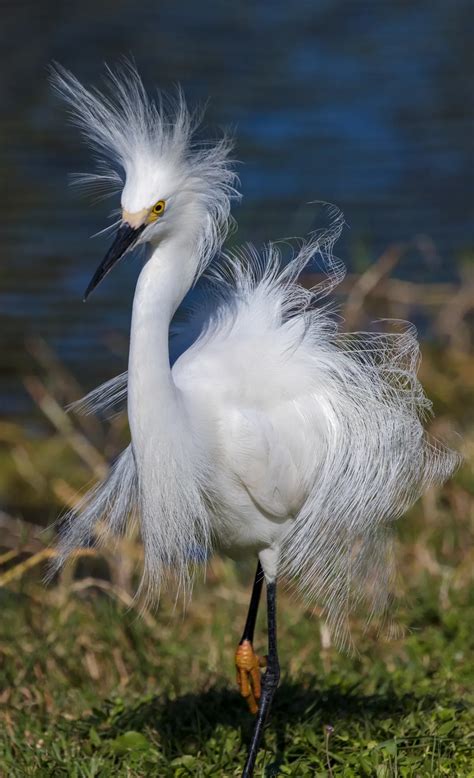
[1,0,472,418]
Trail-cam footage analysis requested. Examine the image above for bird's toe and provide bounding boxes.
[235,639,266,715]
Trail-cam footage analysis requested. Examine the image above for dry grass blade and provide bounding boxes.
[342,243,406,327]
[0,549,22,566]
[0,548,99,587]
[0,548,56,586]
[24,376,108,479]
[26,337,104,440]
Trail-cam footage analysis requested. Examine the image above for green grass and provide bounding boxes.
[1,557,473,777]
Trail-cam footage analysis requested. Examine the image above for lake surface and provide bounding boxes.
[1,0,472,419]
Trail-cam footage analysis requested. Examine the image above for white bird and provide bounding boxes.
[51,65,458,776]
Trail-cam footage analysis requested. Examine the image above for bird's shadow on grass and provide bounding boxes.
[83,678,438,772]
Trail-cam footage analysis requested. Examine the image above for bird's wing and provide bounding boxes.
[172,285,327,522]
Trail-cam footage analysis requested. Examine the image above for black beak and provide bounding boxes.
[83,222,144,301]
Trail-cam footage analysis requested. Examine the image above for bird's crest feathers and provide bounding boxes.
[51,63,239,264]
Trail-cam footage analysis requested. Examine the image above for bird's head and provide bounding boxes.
[51,64,239,299]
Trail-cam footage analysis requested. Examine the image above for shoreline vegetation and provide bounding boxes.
[1,245,473,776]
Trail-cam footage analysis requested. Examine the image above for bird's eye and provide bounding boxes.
[150,199,166,219]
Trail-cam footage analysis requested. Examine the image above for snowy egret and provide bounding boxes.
[51,66,458,776]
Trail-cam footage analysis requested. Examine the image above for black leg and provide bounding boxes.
[236,560,266,714]
[241,579,280,778]
[240,560,264,644]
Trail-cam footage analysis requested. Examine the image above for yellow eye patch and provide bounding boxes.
[148,199,166,222]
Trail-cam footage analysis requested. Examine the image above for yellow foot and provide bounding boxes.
[235,639,267,715]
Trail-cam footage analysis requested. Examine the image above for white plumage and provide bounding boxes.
[52,65,458,650]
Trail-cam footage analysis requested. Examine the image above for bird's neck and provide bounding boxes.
[126,235,212,585]
[127,236,196,448]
